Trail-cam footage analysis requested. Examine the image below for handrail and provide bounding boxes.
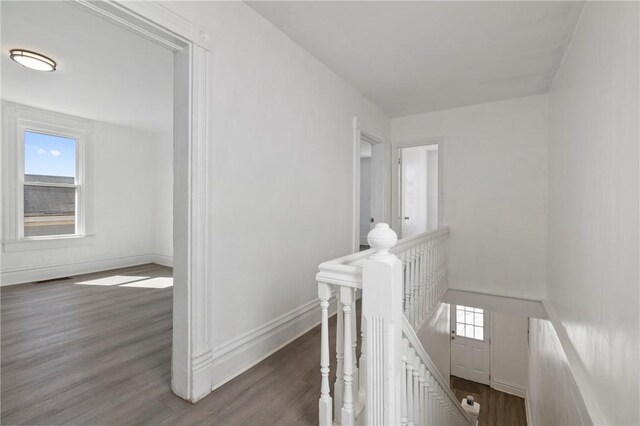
[402,315,473,424]
[316,226,450,287]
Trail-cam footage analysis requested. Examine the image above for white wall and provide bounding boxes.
[528,318,591,426]
[392,95,549,300]
[359,157,371,244]
[1,111,159,284]
[153,129,173,266]
[426,149,438,231]
[417,303,451,384]
[158,1,391,387]
[490,311,528,398]
[543,2,640,425]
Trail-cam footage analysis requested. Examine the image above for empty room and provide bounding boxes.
[1,1,638,426]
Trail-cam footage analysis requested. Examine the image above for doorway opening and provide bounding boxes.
[397,142,441,238]
[359,140,373,250]
[353,118,383,252]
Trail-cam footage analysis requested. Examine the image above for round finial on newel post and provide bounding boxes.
[367,223,397,257]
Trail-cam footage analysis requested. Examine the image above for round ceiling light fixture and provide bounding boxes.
[9,49,56,71]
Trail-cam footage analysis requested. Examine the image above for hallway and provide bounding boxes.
[2,263,529,425]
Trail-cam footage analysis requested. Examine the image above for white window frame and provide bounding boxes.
[2,103,95,251]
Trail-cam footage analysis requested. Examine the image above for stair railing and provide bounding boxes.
[317,223,470,425]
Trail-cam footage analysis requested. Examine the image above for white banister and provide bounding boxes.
[318,282,332,426]
[362,223,403,426]
[316,224,461,425]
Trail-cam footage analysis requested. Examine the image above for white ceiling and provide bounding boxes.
[1,1,173,132]
[247,1,585,117]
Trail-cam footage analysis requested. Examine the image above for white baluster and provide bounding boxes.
[406,348,415,426]
[412,356,420,425]
[318,282,333,426]
[418,364,426,426]
[335,296,344,421]
[341,286,355,426]
[351,297,359,401]
[401,339,408,426]
[359,312,366,405]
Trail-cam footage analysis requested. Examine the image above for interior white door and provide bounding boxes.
[359,151,374,246]
[400,146,428,238]
[450,304,491,385]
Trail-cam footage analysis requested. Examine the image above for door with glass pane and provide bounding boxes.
[450,304,491,384]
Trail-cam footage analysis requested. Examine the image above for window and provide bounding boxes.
[456,305,484,341]
[24,131,78,237]
[2,103,94,250]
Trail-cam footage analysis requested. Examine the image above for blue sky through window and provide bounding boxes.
[24,131,76,178]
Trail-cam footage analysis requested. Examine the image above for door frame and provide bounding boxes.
[74,1,213,403]
[391,137,444,238]
[450,303,492,385]
[353,117,384,252]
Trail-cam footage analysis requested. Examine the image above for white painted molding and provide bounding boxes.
[211,297,337,389]
[525,391,534,426]
[490,378,526,398]
[0,252,154,286]
[152,252,174,267]
[3,235,96,252]
[73,0,213,403]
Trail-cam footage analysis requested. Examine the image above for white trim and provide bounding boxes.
[152,252,174,267]
[211,297,337,389]
[3,234,95,252]
[525,391,533,426]
[353,116,384,253]
[73,0,212,403]
[2,102,95,247]
[391,137,444,238]
[490,378,526,398]
[0,252,154,286]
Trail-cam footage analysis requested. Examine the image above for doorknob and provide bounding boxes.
[404,216,410,220]
[370,218,374,223]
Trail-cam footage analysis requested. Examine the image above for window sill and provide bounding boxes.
[2,235,96,252]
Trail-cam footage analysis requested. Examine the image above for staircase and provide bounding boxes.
[316,224,476,426]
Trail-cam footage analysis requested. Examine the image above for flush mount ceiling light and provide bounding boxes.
[9,49,56,71]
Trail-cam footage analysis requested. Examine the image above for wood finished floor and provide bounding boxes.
[1,263,330,425]
[451,376,527,426]
[3,263,525,425]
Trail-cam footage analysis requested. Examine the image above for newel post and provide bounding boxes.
[363,223,403,425]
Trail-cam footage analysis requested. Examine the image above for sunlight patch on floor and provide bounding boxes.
[76,275,149,286]
[120,277,173,289]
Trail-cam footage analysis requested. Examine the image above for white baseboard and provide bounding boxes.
[491,378,526,398]
[152,252,173,267]
[211,296,336,389]
[0,253,154,286]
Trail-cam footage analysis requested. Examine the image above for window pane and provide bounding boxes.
[465,326,475,339]
[474,312,484,327]
[456,323,466,337]
[24,131,76,180]
[24,186,76,237]
[465,311,474,325]
[475,326,484,341]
